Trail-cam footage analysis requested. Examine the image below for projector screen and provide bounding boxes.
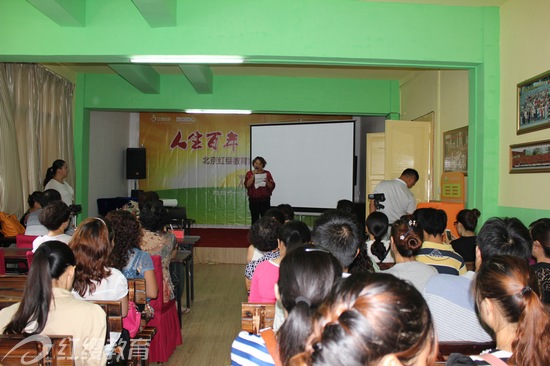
[251,121,355,211]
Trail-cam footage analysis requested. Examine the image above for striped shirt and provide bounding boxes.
[231,331,275,366]
[416,241,466,275]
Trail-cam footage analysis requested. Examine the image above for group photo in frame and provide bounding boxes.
[509,139,550,173]
[443,126,468,174]
[517,70,550,134]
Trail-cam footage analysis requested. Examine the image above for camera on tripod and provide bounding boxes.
[368,193,386,210]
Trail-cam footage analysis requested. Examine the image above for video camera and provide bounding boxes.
[69,204,82,215]
[368,193,386,210]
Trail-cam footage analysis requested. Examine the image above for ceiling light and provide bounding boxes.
[130,55,244,64]
[185,109,252,114]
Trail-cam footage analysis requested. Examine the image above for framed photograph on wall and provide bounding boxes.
[510,139,550,173]
[517,70,550,134]
[443,126,468,174]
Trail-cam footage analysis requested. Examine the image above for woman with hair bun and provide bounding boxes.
[290,272,437,366]
[231,245,342,366]
[382,218,436,292]
[451,208,481,263]
[43,159,74,206]
[365,211,393,268]
[530,218,550,304]
[447,255,550,365]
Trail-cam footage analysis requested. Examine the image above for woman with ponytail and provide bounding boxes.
[290,272,437,366]
[231,245,342,366]
[382,218,437,292]
[249,220,311,303]
[451,208,481,263]
[447,255,550,365]
[43,159,74,206]
[0,241,107,366]
[365,211,393,268]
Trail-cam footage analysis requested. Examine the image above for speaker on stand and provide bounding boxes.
[126,148,146,193]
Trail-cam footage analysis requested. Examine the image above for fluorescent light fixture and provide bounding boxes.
[185,109,252,115]
[130,55,244,64]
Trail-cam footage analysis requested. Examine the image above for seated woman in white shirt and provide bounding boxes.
[0,241,107,366]
[43,159,74,206]
[32,200,72,252]
[70,218,128,317]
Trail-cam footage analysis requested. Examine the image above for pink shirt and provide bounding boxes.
[248,260,279,303]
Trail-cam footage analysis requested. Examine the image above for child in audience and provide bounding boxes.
[383,218,437,292]
[32,200,72,252]
[0,241,107,366]
[232,245,342,366]
[451,208,481,264]
[249,220,311,302]
[290,272,437,366]
[446,255,550,365]
[245,216,282,291]
[106,209,158,300]
[530,218,550,304]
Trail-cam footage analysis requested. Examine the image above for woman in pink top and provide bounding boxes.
[249,220,311,303]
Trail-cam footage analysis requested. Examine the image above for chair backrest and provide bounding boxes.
[16,234,37,249]
[0,249,5,275]
[0,275,27,309]
[26,251,34,269]
[149,255,163,309]
[0,334,74,366]
[241,303,276,335]
[91,300,123,344]
[127,278,147,305]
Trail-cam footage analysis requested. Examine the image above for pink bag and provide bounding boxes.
[123,301,141,338]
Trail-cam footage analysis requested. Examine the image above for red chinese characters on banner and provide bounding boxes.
[170,130,238,151]
[223,130,239,151]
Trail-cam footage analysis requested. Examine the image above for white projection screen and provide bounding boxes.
[251,121,355,211]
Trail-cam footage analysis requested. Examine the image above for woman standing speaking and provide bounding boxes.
[245,156,275,224]
[44,159,74,205]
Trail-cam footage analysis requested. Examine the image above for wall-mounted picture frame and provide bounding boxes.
[510,139,550,173]
[517,70,550,135]
[443,126,468,174]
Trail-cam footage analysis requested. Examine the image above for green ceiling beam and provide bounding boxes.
[179,65,213,94]
[108,64,160,94]
[132,0,176,27]
[26,0,85,26]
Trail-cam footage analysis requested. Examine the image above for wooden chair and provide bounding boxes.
[0,334,74,365]
[241,302,276,335]
[0,274,27,310]
[436,341,496,361]
[15,234,37,248]
[127,278,147,305]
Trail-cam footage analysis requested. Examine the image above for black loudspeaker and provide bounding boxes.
[126,148,146,179]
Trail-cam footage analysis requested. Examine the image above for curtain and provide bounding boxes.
[0,63,74,217]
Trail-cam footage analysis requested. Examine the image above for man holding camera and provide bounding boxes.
[368,168,419,224]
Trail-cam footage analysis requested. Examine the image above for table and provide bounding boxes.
[170,250,192,328]
[176,235,200,303]
[0,248,29,273]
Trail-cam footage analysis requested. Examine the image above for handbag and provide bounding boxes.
[123,301,141,338]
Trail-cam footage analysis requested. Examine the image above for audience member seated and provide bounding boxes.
[231,245,342,366]
[423,217,533,343]
[70,218,129,315]
[249,220,311,303]
[364,211,393,269]
[312,210,362,275]
[530,218,550,304]
[106,210,158,299]
[415,208,467,275]
[32,200,72,252]
[289,272,437,366]
[451,208,481,264]
[383,218,437,292]
[446,255,550,366]
[277,203,295,222]
[139,200,177,303]
[25,189,62,236]
[19,190,42,227]
[0,241,107,366]
[245,216,282,291]
[246,208,285,263]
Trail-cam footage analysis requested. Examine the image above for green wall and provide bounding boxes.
[0,1,512,221]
